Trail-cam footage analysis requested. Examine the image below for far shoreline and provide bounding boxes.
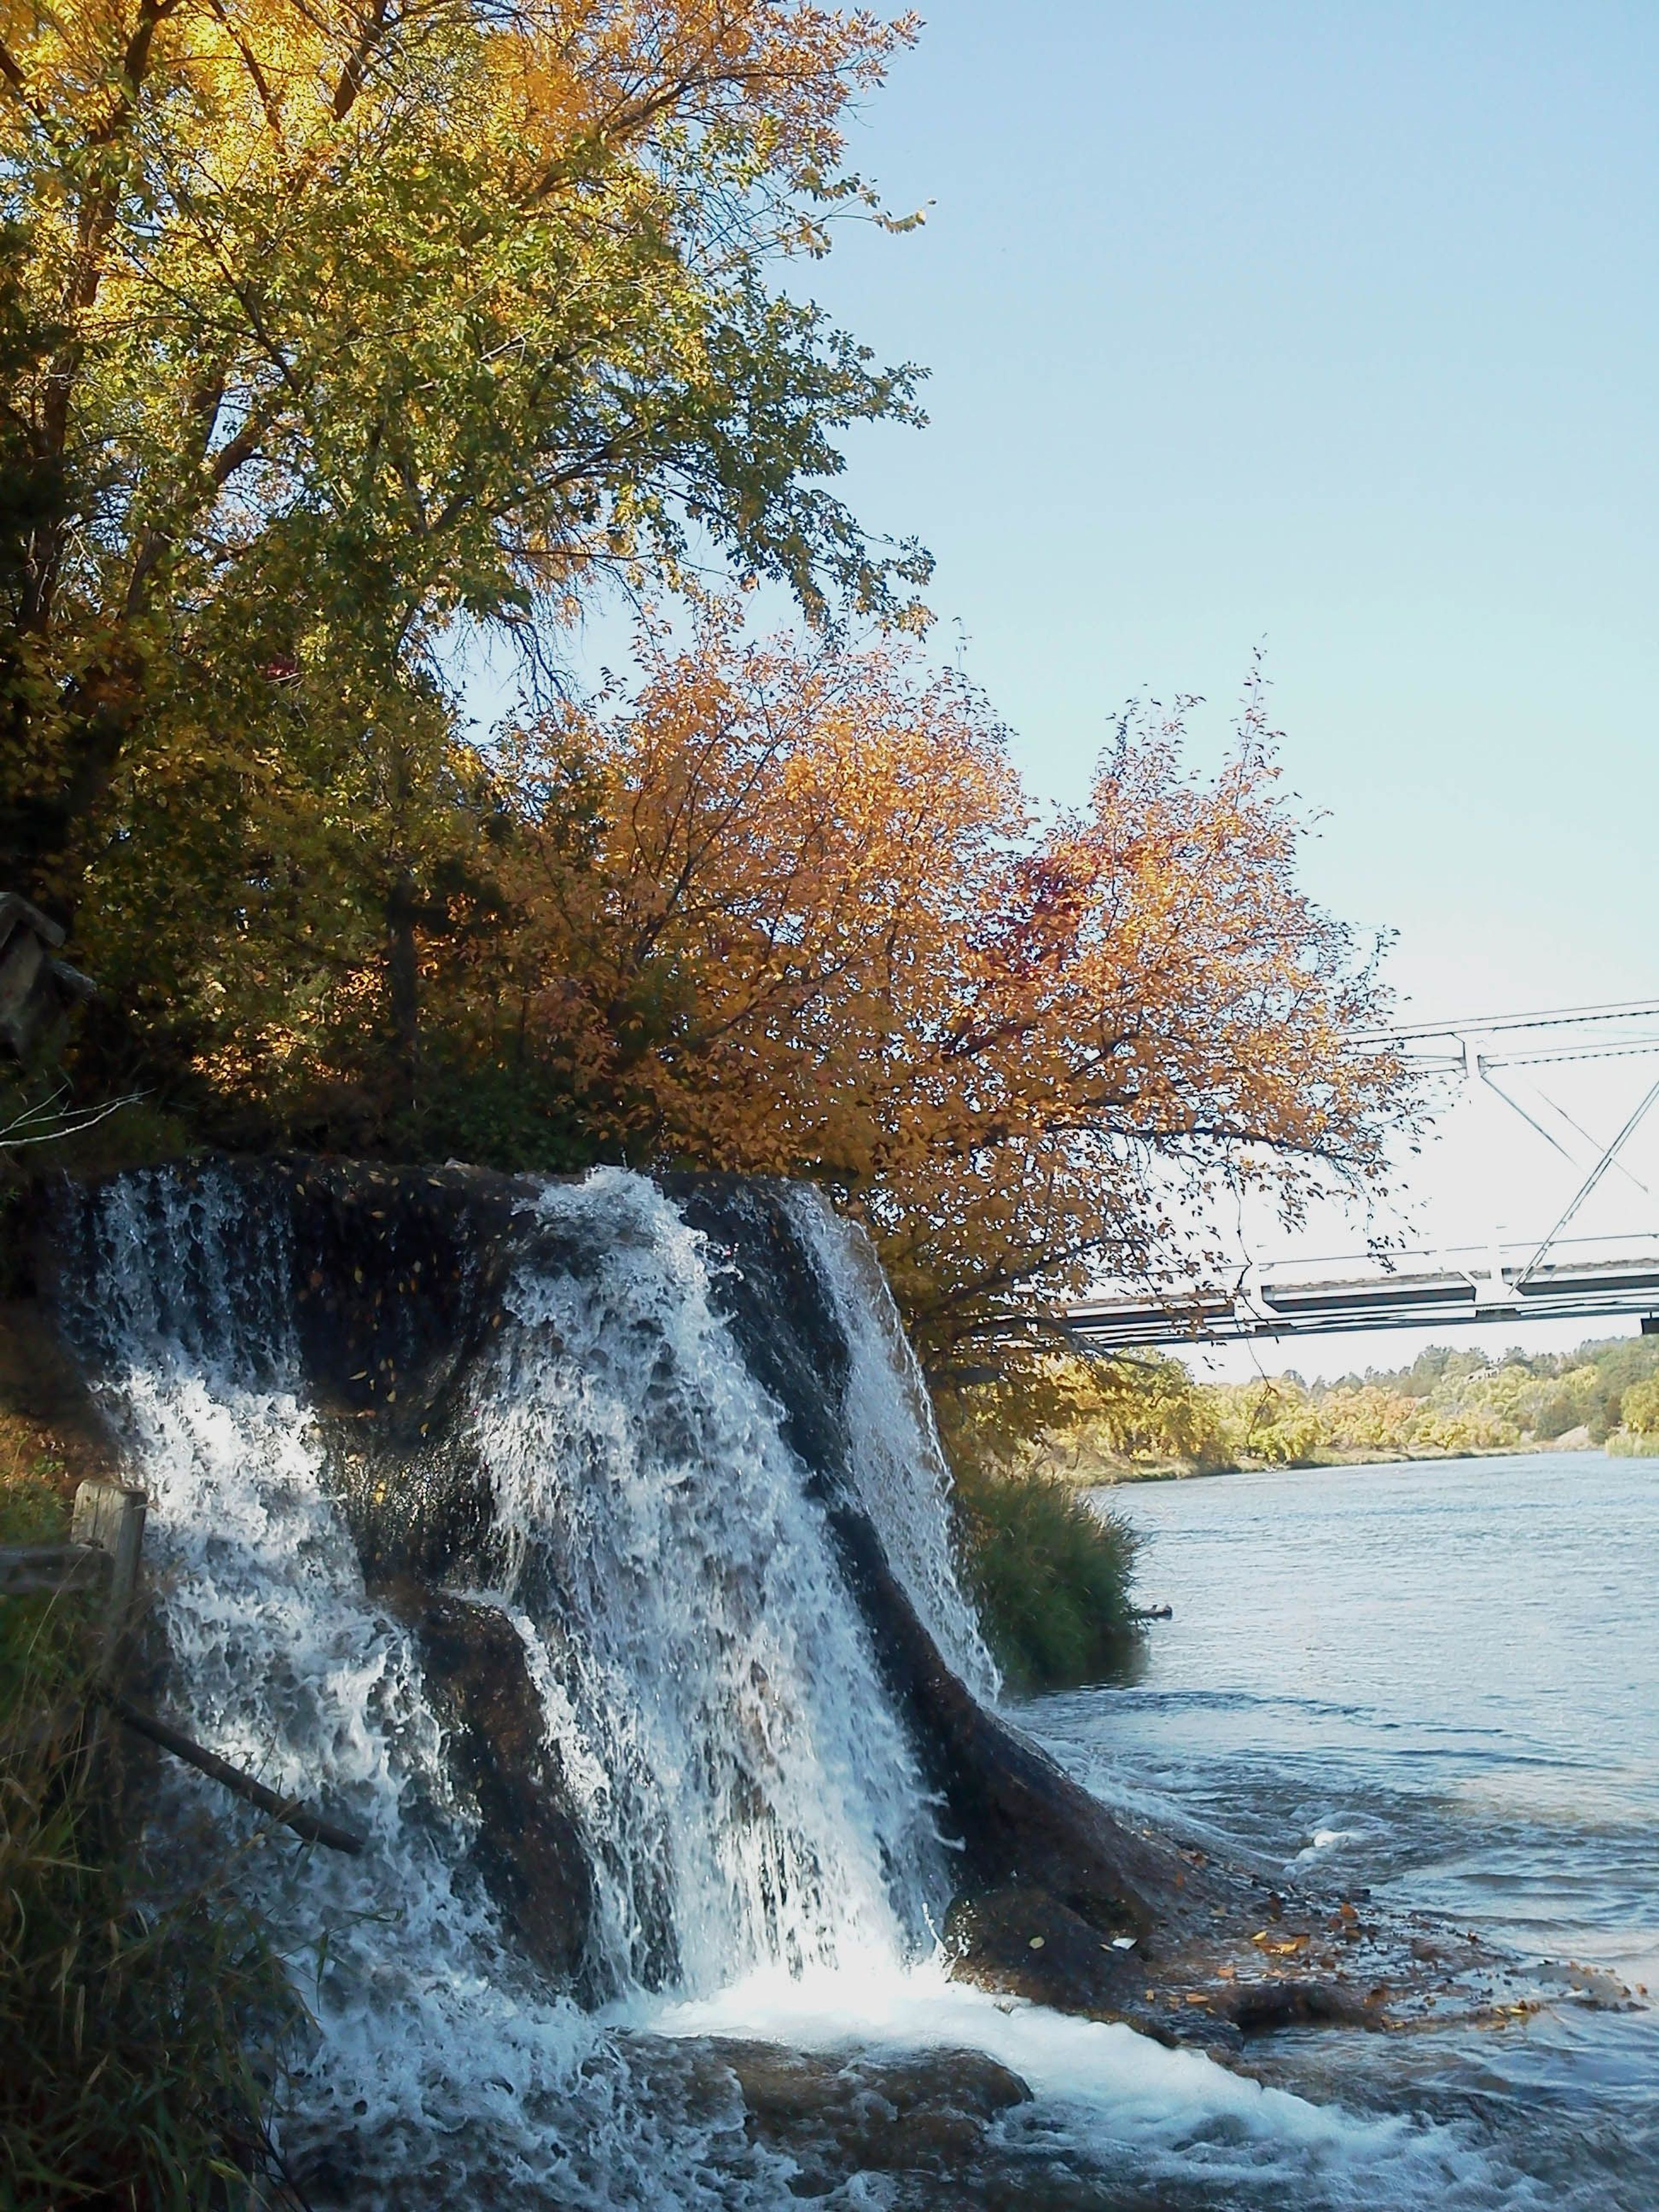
[1073,1436,1659,1487]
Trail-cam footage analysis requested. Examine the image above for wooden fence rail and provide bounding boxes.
[0,1541,112,1597]
[3,1478,366,1854]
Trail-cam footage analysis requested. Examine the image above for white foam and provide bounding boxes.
[646,1956,1521,2206]
[785,1186,1000,1703]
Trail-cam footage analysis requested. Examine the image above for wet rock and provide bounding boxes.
[944,1884,1147,2016]
[706,2037,1032,2195]
[386,1584,597,1992]
[1534,1959,1639,2010]
[1221,1978,1373,2033]
[282,1160,530,1583]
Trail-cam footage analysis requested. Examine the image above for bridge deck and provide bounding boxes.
[1065,1255,1659,1349]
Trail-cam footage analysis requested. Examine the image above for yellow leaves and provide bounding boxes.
[1252,1930,1310,1956]
[3,0,912,204]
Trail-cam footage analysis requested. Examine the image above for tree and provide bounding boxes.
[0,0,928,1058]
[491,621,1414,1371]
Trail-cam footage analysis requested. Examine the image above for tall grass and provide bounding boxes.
[0,1462,301,2210]
[952,1459,1142,1693]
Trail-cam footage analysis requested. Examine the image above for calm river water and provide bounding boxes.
[1025,1451,1659,2210]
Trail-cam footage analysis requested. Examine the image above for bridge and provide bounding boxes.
[1065,998,1659,1351]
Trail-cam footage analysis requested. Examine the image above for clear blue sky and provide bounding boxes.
[785,2,1659,1375]
[798,0,1658,1025]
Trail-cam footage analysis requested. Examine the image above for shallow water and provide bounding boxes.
[1022,1452,1659,2210]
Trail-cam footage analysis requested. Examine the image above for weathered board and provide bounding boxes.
[0,1541,111,1596]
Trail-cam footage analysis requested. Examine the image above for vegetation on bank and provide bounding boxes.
[935,1382,1144,1692]
[950,1459,1141,1694]
[0,1427,300,2209]
[1006,1335,1659,1483]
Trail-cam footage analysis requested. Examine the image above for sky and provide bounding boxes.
[586,3,1659,1379]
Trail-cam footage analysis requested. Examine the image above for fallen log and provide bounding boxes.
[97,1688,367,1855]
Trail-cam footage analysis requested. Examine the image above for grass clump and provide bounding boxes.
[0,1464,301,2210]
[952,1458,1141,1694]
[935,1370,1145,1692]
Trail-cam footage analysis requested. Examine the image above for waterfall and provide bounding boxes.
[51,1156,1501,2212]
[460,1170,944,1993]
[54,1159,976,2203]
[782,1186,1000,1707]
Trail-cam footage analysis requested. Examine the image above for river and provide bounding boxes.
[1022,1450,1659,2210]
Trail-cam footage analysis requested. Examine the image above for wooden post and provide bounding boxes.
[70,1478,147,1676]
[69,1480,147,1798]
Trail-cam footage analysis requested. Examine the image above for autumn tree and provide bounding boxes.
[0,0,926,1096]
[485,621,1413,1370]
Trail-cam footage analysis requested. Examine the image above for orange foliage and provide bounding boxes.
[483,620,1411,1370]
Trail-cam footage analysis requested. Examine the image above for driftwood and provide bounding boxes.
[99,1687,368,1856]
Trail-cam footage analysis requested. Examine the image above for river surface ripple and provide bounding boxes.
[1025,1450,1659,2210]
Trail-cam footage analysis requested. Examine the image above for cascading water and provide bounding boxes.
[460,1173,945,1995]
[782,1187,999,1707]
[55,1160,983,2204]
[51,1157,1530,2211]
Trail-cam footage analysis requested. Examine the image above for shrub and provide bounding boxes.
[952,1459,1141,1694]
[1618,1373,1659,1439]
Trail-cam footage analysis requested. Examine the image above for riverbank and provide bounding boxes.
[1014,1334,1659,1486]
[1070,1430,1644,1486]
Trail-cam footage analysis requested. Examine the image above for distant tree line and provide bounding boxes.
[986,1334,1659,1480]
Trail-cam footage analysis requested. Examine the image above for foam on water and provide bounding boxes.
[652,1958,1533,2209]
[57,1163,1527,2209]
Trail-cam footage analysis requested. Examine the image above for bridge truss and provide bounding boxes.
[1064,999,1659,1351]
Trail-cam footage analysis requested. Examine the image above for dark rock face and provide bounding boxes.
[386,1586,598,1994]
[662,1173,856,1490]
[283,1160,528,1587]
[943,1886,1149,2017]
[283,1160,525,1440]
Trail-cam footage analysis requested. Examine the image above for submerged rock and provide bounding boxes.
[706,2036,1032,2192]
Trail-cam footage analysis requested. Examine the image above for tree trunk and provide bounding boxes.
[387,869,422,1112]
